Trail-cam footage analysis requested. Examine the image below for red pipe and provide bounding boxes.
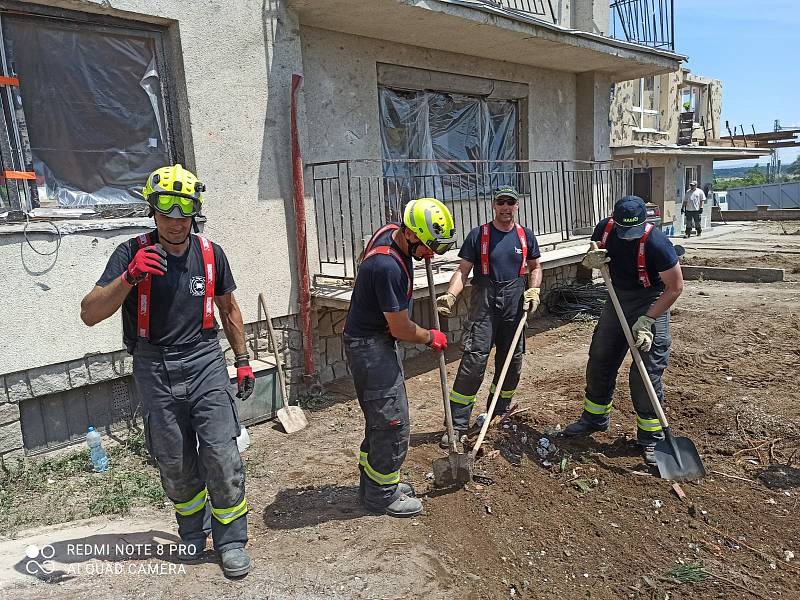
[291,74,315,378]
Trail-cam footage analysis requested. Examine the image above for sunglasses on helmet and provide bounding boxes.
[151,193,202,217]
[424,239,456,255]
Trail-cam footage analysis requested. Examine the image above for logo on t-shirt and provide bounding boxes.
[190,276,206,297]
[515,247,522,254]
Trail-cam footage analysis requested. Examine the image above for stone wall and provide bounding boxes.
[313,261,581,384]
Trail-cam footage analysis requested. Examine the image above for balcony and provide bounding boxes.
[309,159,632,279]
[289,0,681,81]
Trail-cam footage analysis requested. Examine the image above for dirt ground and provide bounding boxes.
[4,221,800,599]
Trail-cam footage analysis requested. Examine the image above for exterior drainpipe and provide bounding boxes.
[290,73,315,380]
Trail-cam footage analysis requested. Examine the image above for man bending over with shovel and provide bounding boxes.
[436,186,542,447]
[564,196,684,467]
[343,198,456,517]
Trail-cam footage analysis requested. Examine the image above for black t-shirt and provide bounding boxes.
[97,231,236,350]
[592,218,678,291]
[344,226,413,338]
[459,223,541,284]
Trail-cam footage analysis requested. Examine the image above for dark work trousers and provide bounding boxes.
[449,277,526,431]
[581,288,671,445]
[133,337,248,553]
[343,332,410,508]
[685,210,702,235]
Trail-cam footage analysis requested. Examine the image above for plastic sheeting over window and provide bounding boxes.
[1,16,171,208]
[378,87,517,214]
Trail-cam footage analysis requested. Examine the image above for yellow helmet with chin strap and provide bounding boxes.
[402,197,456,255]
[143,164,205,218]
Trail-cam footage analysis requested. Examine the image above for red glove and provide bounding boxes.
[235,357,255,401]
[426,329,448,352]
[124,244,167,285]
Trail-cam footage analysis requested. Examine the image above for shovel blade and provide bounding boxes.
[277,406,308,434]
[432,453,473,488]
[654,435,706,482]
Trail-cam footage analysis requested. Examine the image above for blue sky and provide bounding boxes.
[673,0,800,169]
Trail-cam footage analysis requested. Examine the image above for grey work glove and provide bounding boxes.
[523,287,541,312]
[436,292,457,317]
[581,248,610,270]
[631,315,655,352]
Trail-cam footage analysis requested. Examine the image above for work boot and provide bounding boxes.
[399,482,416,497]
[641,444,658,468]
[563,416,609,437]
[439,430,466,449]
[220,547,252,578]
[174,540,205,562]
[684,233,690,239]
[364,493,423,518]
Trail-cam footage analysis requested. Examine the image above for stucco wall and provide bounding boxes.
[298,26,577,165]
[0,0,307,374]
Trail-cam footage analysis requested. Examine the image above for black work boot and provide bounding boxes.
[175,539,205,562]
[642,445,657,467]
[220,547,251,577]
[563,416,609,437]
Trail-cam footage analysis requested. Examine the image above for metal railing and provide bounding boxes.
[309,159,632,279]
[478,0,556,23]
[611,0,675,51]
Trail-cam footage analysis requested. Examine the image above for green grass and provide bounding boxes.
[663,562,709,584]
[0,431,165,535]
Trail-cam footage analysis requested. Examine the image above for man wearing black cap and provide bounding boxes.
[563,196,684,467]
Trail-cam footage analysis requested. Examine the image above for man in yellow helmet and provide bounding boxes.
[436,186,542,446]
[344,197,456,517]
[80,164,254,577]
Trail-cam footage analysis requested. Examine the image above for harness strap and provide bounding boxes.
[135,234,216,340]
[362,246,413,299]
[480,223,528,277]
[598,219,654,289]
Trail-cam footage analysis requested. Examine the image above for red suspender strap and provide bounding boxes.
[599,218,615,249]
[515,224,528,276]
[480,224,490,276]
[136,233,152,339]
[197,235,216,329]
[637,223,654,289]
[365,223,399,255]
[363,246,413,299]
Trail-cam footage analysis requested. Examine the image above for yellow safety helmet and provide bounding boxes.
[403,197,456,255]
[142,164,205,218]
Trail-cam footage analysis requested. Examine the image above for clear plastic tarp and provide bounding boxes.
[2,16,170,208]
[378,87,517,217]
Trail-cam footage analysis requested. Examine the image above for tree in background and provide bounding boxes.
[714,165,768,190]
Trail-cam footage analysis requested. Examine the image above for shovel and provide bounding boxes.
[425,259,472,488]
[257,293,308,434]
[592,243,705,482]
[470,304,530,466]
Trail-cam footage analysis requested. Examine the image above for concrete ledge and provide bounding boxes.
[681,265,785,283]
[721,207,800,221]
[312,243,589,309]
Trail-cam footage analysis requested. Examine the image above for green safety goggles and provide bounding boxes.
[150,193,202,217]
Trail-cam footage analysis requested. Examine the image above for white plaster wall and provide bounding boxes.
[0,0,307,374]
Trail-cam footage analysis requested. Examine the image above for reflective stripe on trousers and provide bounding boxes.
[449,277,526,430]
[582,288,671,443]
[133,338,248,552]
[344,333,410,507]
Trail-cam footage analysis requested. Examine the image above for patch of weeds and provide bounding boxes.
[663,562,709,584]
[88,470,164,516]
[559,454,572,473]
[573,478,598,495]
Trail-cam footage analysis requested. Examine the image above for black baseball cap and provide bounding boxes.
[613,195,647,240]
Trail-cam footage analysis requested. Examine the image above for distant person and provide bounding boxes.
[681,180,706,238]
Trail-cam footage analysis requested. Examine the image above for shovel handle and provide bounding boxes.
[471,304,530,459]
[258,293,290,409]
[591,242,670,429]
[425,259,457,451]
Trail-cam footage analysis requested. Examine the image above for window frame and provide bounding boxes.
[631,76,661,133]
[0,1,185,222]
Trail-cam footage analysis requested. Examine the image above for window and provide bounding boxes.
[684,166,701,190]
[378,86,518,211]
[0,9,179,220]
[631,77,660,131]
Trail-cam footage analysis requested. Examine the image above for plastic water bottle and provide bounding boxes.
[236,427,251,453]
[86,426,109,473]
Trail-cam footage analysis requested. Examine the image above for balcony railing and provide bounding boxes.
[309,159,633,279]
[610,0,675,51]
[478,0,556,23]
